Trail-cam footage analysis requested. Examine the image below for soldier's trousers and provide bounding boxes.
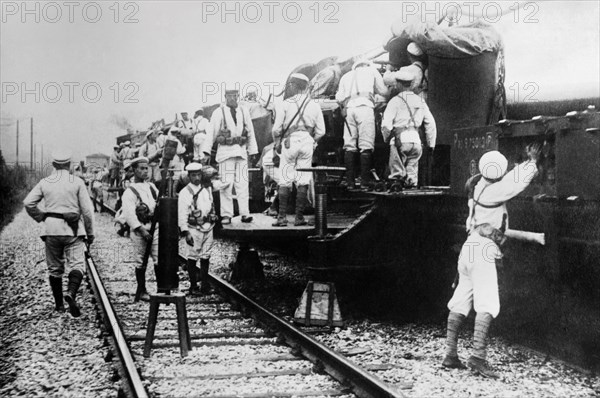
[45,236,86,278]
[130,227,159,270]
[447,232,502,318]
[218,157,250,218]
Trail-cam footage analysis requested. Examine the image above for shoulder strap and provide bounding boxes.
[128,186,143,202]
[281,94,310,139]
[220,105,227,132]
[469,183,504,230]
[186,185,203,209]
[149,184,158,200]
[398,94,418,129]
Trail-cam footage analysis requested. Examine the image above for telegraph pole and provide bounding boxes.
[16,120,19,166]
[30,118,34,170]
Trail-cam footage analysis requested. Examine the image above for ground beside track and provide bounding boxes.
[1,208,599,397]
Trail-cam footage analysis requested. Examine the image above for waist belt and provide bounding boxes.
[473,223,506,247]
[44,212,79,236]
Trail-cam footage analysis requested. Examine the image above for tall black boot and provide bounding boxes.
[199,259,211,294]
[273,186,290,226]
[187,259,200,296]
[64,270,83,317]
[294,185,309,226]
[134,268,150,302]
[49,276,65,312]
[343,151,356,189]
[360,150,373,190]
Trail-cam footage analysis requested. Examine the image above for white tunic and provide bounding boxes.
[121,181,158,231]
[178,183,213,233]
[381,91,437,147]
[202,104,258,163]
[335,66,389,109]
[466,161,538,231]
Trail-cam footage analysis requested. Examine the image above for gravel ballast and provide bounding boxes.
[1,208,599,397]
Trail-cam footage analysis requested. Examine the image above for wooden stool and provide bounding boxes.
[143,292,192,358]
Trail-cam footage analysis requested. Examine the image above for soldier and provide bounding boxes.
[405,42,428,100]
[272,73,325,226]
[381,69,436,188]
[109,145,122,187]
[442,145,541,378]
[193,110,210,161]
[23,149,95,317]
[201,88,259,225]
[336,59,389,190]
[121,157,159,302]
[178,163,219,295]
[139,130,162,182]
[121,141,135,163]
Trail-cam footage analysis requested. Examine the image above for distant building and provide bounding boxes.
[86,153,110,170]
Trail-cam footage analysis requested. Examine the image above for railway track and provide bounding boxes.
[84,198,404,398]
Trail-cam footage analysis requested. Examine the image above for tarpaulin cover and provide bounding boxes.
[403,20,503,59]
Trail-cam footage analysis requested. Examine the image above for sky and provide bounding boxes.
[1,0,599,164]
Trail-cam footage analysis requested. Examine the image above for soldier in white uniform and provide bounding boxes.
[23,149,95,317]
[272,73,325,226]
[442,145,541,378]
[139,130,162,182]
[121,157,159,302]
[121,141,135,162]
[201,89,259,224]
[109,145,122,187]
[178,163,219,295]
[381,69,437,188]
[193,109,210,160]
[336,59,389,190]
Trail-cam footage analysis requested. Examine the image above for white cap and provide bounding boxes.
[124,140,131,146]
[130,157,149,168]
[145,130,155,138]
[123,159,132,170]
[289,73,309,83]
[407,42,423,56]
[352,58,371,70]
[395,67,414,82]
[479,151,508,180]
[51,149,72,164]
[185,162,203,172]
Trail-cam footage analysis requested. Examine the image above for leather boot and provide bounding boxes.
[343,151,356,189]
[64,270,83,317]
[360,150,373,190]
[199,259,211,294]
[272,186,290,226]
[294,185,309,226]
[187,259,200,296]
[134,268,150,302]
[49,276,65,312]
[467,312,499,379]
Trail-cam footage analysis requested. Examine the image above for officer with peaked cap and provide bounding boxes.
[121,156,159,301]
[381,68,437,188]
[442,145,542,378]
[336,57,389,190]
[178,163,219,295]
[272,73,325,226]
[200,87,258,224]
[23,148,95,316]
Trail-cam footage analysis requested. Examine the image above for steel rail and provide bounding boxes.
[205,270,404,398]
[100,199,402,397]
[85,250,148,398]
